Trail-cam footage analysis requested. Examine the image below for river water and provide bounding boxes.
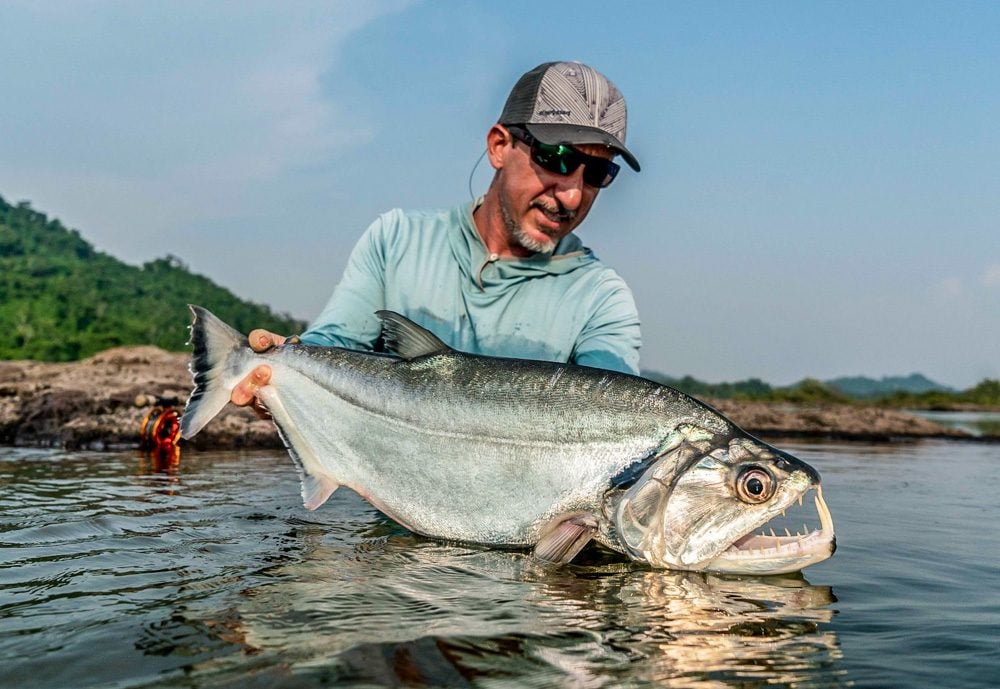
[1,439,998,688]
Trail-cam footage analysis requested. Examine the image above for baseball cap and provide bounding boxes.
[498,61,640,172]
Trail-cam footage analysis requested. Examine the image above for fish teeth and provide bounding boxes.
[815,486,835,535]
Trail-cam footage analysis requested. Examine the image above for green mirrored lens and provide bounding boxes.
[514,127,619,188]
[533,142,576,175]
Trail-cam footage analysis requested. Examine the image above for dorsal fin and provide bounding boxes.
[375,310,451,360]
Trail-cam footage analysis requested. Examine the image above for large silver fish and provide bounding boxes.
[181,306,835,574]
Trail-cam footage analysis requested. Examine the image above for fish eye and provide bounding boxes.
[736,467,775,504]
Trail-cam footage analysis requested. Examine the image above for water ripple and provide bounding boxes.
[4,443,995,687]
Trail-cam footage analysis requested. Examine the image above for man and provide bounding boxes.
[232,61,642,408]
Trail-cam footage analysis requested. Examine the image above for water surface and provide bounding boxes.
[908,409,1000,437]
[1,440,997,688]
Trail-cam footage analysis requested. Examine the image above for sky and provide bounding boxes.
[0,1,997,388]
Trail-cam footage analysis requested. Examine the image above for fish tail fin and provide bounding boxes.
[181,305,245,439]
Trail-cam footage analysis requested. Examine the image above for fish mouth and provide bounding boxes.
[708,486,836,575]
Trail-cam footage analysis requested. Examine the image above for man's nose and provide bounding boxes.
[553,167,587,211]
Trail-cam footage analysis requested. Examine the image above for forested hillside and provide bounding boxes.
[0,194,306,361]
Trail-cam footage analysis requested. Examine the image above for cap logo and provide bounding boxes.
[537,109,571,117]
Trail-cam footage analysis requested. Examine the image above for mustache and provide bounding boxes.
[531,200,576,224]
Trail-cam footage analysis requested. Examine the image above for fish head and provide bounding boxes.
[613,429,835,575]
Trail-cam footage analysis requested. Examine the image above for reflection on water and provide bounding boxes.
[139,445,183,474]
[0,448,845,688]
[3,441,996,687]
[907,409,1000,437]
[218,536,843,688]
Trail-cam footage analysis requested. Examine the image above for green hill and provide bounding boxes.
[0,194,306,361]
[642,370,999,409]
[825,373,953,397]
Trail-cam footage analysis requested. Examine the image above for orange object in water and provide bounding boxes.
[139,407,181,452]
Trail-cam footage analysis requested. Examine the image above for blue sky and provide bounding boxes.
[1,1,997,387]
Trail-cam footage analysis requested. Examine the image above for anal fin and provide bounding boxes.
[533,514,598,565]
[302,473,339,511]
[260,387,340,511]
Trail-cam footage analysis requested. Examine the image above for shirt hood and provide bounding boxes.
[448,201,598,291]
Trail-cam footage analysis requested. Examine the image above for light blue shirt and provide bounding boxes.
[302,202,641,374]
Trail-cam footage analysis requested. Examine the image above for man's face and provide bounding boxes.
[495,130,613,255]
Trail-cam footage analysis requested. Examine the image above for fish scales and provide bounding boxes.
[182,306,836,573]
[258,346,689,542]
[288,344,719,440]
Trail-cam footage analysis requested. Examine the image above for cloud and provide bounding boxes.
[938,265,1000,298]
[936,277,963,298]
[0,1,414,255]
[982,263,1000,288]
[1,2,415,180]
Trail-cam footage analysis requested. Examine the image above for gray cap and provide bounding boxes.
[499,61,640,172]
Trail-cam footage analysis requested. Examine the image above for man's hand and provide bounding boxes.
[230,329,287,408]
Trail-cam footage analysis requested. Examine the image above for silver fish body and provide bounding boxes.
[181,307,835,574]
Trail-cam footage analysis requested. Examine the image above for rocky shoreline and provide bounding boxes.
[0,346,982,451]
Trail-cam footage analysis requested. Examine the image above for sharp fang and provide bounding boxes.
[769,528,777,538]
[815,485,834,534]
[784,528,791,537]
[798,495,804,507]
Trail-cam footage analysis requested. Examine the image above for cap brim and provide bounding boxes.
[525,123,640,172]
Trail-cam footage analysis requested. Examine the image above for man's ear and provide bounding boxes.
[485,124,513,171]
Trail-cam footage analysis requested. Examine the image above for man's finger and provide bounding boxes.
[229,365,273,406]
[231,385,253,407]
[248,329,286,353]
[248,329,273,352]
[250,366,272,386]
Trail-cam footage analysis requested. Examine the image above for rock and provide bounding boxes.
[0,346,976,450]
[0,346,281,450]
[707,399,971,441]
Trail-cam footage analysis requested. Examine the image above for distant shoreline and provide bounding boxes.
[0,346,992,451]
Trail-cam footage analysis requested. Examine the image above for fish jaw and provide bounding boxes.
[613,436,836,575]
[702,486,836,575]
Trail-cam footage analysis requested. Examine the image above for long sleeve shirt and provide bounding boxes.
[301,202,641,375]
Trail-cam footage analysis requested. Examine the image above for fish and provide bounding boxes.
[180,306,836,575]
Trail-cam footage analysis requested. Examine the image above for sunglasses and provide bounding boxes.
[507,126,620,188]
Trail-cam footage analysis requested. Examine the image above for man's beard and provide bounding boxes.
[499,197,566,255]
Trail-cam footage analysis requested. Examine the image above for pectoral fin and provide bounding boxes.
[533,514,598,565]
